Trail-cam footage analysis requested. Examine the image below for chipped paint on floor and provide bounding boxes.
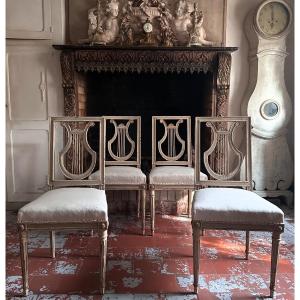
[6,208,294,299]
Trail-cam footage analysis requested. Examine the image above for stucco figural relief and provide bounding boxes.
[83,0,220,46]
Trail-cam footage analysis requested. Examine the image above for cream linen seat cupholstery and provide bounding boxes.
[192,117,284,298]
[149,116,207,235]
[90,116,147,235]
[17,117,108,296]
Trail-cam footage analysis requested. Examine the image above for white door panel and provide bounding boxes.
[7,129,49,202]
[6,0,52,39]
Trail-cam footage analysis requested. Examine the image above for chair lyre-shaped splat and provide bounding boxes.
[108,120,135,161]
[59,121,97,180]
[204,121,243,180]
[158,119,186,161]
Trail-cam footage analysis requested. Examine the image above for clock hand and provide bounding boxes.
[270,4,274,28]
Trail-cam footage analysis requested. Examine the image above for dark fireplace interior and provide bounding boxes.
[86,71,214,171]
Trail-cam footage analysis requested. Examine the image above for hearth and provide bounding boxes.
[53,44,237,215]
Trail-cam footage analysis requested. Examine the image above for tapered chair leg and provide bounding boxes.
[142,189,146,235]
[188,190,193,218]
[150,190,155,235]
[270,229,281,298]
[50,231,56,258]
[192,223,200,294]
[99,229,108,295]
[137,190,141,218]
[245,230,250,260]
[19,224,29,296]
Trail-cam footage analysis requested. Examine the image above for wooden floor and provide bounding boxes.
[6,205,294,299]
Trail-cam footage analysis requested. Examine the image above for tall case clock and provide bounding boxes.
[242,0,293,206]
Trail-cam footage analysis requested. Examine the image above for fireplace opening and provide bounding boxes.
[86,71,214,171]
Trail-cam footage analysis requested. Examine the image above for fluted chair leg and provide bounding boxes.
[193,224,200,294]
[99,229,108,295]
[19,224,29,296]
[270,229,281,298]
[245,230,250,260]
[150,190,155,235]
[137,190,141,218]
[188,190,193,218]
[50,231,56,258]
[142,189,146,235]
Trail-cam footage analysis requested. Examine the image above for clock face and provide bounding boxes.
[143,22,153,33]
[257,1,291,37]
[261,100,280,119]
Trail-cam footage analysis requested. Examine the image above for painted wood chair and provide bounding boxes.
[149,116,207,235]
[17,117,108,296]
[90,116,147,235]
[192,116,284,298]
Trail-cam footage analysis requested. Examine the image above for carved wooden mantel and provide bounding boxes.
[53,44,238,118]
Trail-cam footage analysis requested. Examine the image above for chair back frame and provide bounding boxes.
[104,116,141,168]
[49,116,105,189]
[194,116,252,189]
[152,116,192,168]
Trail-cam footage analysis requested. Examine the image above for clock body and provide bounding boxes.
[242,0,293,204]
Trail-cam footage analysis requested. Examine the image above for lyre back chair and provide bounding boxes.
[192,117,284,298]
[17,117,108,296]
[90,116,146,235]
[149,116,207,235]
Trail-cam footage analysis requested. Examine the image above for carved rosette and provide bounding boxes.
[216,52,231,117]
[61,51,77,116]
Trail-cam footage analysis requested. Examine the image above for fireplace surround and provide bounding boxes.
[53,44,237,214]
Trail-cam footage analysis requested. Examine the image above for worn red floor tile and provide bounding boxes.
[6,212,294,299]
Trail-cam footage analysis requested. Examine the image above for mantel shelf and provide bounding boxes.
[53,44,238,53]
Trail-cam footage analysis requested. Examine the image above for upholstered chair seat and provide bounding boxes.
[149,166,207,185]
[91,166,146,185]
[193,188,284,224]
[18,188,108,224]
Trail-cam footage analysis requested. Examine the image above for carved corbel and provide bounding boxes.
[61,51,77,116]
[216,52,231,117]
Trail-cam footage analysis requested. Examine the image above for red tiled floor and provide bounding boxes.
[6,210,294,299]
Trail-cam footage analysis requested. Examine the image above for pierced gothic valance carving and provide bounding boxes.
[53,44,237,118]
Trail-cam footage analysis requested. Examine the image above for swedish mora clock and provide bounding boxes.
[242,0,293,206]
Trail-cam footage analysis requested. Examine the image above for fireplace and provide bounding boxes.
[54,44,237,214]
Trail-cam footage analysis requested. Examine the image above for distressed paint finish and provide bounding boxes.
[6,210,294,299]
